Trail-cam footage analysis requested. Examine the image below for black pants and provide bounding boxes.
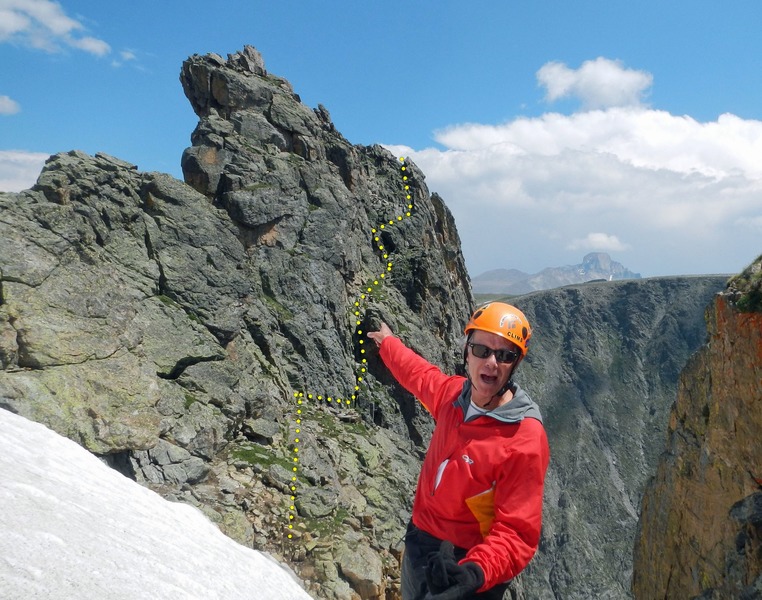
[401,521,511,600]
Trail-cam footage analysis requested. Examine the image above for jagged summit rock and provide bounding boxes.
[0,45,472,599]
[472,252,641,295]
[180,45,342,197]
[228,44,268,77]
[174,45,473,397]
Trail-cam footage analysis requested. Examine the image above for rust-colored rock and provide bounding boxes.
[633,260,762,598]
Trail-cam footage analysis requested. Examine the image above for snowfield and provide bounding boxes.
[0,408,312,599]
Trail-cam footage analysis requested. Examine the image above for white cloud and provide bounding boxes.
[0,0,110,56]
[384,83,762,278]
[432,109,762,179]
[0,150,49,192]
[537,57,653,109]
[0,5,29,38]
[111,48,139,68]
[69,34,110,56]
[0,94,20,115]
[567,233,629,252]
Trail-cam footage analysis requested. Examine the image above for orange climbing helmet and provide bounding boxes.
[464,302,532,357]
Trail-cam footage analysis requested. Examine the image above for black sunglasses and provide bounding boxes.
[468,343,520,364]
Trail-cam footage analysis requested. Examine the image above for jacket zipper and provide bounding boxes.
[431,422,461,496]
[432,459,449,495]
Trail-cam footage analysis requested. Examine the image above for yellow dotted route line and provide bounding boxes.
[287,157,414,540]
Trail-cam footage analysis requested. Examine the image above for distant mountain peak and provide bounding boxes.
[473,253,641,295]
[582,252,612,272]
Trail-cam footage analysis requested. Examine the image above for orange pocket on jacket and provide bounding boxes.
[465,485,496,538]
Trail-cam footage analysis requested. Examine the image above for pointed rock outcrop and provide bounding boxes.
[0,45,473,599]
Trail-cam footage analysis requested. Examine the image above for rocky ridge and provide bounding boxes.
[0,46,472,599]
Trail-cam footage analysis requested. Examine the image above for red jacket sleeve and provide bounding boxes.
[378,336,464,420]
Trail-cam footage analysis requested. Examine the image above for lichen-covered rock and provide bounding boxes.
[0,45,471,600]
[336,537,385,600]
[727,253,762,312]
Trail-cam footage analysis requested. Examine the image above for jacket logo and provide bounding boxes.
[462,454,474,464]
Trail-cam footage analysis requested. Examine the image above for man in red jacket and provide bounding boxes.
[368,303,549,600]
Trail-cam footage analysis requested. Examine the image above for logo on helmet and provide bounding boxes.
[499,313,521,329]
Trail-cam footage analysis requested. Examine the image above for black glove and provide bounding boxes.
[424,540,485,600]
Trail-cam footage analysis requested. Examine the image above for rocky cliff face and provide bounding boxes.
[632,256,762,599]
[0,46,471,600]
[511,276,727,599]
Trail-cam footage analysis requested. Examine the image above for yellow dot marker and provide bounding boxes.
[287,156,413,541]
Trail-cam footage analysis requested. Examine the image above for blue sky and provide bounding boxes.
[2,1,761,278]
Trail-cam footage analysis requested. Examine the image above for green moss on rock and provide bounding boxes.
[726,254,762,313]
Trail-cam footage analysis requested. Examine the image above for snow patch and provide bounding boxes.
[0,408,312,599]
